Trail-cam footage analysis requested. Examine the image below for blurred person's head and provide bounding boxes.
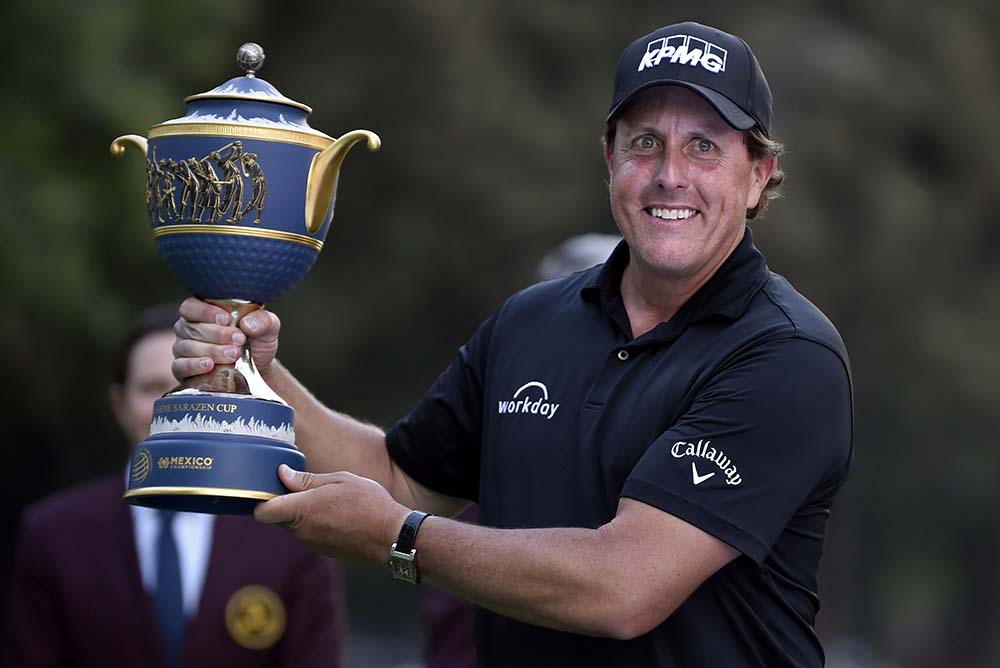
[109,304,179,449]
[602,22,783,284]
[536,233,622,281]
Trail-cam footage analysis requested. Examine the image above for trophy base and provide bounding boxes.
[124,392,303,515]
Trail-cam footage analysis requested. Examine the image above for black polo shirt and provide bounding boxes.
[387,228,853,668]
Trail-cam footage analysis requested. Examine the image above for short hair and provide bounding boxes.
[111,304,179,385]
[601,122,785,220]
[743,127,784,220]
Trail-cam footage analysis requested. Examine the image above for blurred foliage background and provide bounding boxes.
[1,0,999,666]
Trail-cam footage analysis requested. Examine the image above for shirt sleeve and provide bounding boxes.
[620,337,853,563]
[384,314,497,502]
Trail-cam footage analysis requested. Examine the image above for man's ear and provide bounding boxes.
[109,384,126,431]
[604,138,614,174]
[746,155,777,211]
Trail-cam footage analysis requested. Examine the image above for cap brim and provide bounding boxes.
[606,80,757,131]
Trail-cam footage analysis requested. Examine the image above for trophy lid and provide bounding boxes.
[155,42,330,138]
[183,43,312,113]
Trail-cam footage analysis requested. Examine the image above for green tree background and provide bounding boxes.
[2,1,998,666]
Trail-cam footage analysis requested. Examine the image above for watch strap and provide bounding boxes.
[389,510,431,583]
[394,510,430,554]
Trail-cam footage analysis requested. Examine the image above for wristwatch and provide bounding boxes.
[389,510,431,583]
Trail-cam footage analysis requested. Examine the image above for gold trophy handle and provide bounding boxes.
[304,129,380,234]
[110,134,149,159]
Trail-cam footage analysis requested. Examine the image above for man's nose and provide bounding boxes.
[654,144,689,189]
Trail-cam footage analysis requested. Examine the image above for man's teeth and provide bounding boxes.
[650,208,696,220]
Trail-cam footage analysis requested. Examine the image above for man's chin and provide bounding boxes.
[631,249,701,280]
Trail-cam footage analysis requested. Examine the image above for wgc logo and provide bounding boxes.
[131,447,152,484]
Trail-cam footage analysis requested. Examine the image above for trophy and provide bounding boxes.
[111,43,379,514]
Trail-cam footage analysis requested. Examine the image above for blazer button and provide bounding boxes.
[617,349,629,361]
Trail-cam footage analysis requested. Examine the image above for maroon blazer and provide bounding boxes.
[4,475,346,668]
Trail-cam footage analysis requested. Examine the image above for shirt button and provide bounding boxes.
[617,349,629,361]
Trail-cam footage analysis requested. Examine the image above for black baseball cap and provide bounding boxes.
[607,22,773,136]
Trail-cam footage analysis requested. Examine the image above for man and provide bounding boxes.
[5,305,347,668]
[172,21,853,667]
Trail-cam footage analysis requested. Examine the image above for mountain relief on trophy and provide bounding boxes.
[145,141,267,226]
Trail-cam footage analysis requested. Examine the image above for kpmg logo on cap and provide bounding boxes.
[638,34,727,75]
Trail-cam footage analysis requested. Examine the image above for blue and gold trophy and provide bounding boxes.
[112,43,379,514]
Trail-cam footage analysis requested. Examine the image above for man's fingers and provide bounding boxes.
[174,300,281,379]
[240,309,281,340]
[178,296,232,326]
[171,338,242,381]
[254,467,342,525]
[171,298,250,382]
[172,356,213,381]
[174,318,246,347]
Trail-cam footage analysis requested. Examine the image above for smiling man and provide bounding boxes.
[172,21,853,668]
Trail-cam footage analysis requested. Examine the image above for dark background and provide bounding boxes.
[2,1,998,666]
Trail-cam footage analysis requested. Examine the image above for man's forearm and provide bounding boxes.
[263,359,394,487]
[262,360,465,515]
[398,499,736,640]
[414,517,651,640]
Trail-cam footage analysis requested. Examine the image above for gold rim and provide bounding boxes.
[124,486,278,501]
[149,123,331,150]
[152,224,323,251]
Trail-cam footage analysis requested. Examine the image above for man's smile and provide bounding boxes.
[646,207,699,221]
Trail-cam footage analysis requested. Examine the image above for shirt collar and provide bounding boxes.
[581,227,769,341]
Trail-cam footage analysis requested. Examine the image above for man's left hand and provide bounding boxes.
[255,465,410,564]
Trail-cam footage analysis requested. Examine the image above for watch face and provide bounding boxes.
[393,559,416,582]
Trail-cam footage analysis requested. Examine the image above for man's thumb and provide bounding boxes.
[278,464,320,492]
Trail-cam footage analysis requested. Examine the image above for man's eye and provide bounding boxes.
[637,136,656,150]
[696,139,713,153]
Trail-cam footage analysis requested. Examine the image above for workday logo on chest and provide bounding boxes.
[498,381,561,420]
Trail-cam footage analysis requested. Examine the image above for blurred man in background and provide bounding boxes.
[171,20,852,668]
[4,304,347,668]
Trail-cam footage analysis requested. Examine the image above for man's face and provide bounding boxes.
[110,330,177,448]
[605,86,775,283]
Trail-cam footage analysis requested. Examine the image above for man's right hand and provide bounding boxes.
[171,297,282,382]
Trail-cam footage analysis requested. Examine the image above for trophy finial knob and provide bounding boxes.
[237,43,265,78]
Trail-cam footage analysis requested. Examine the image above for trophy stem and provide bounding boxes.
[177,299,279,399]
